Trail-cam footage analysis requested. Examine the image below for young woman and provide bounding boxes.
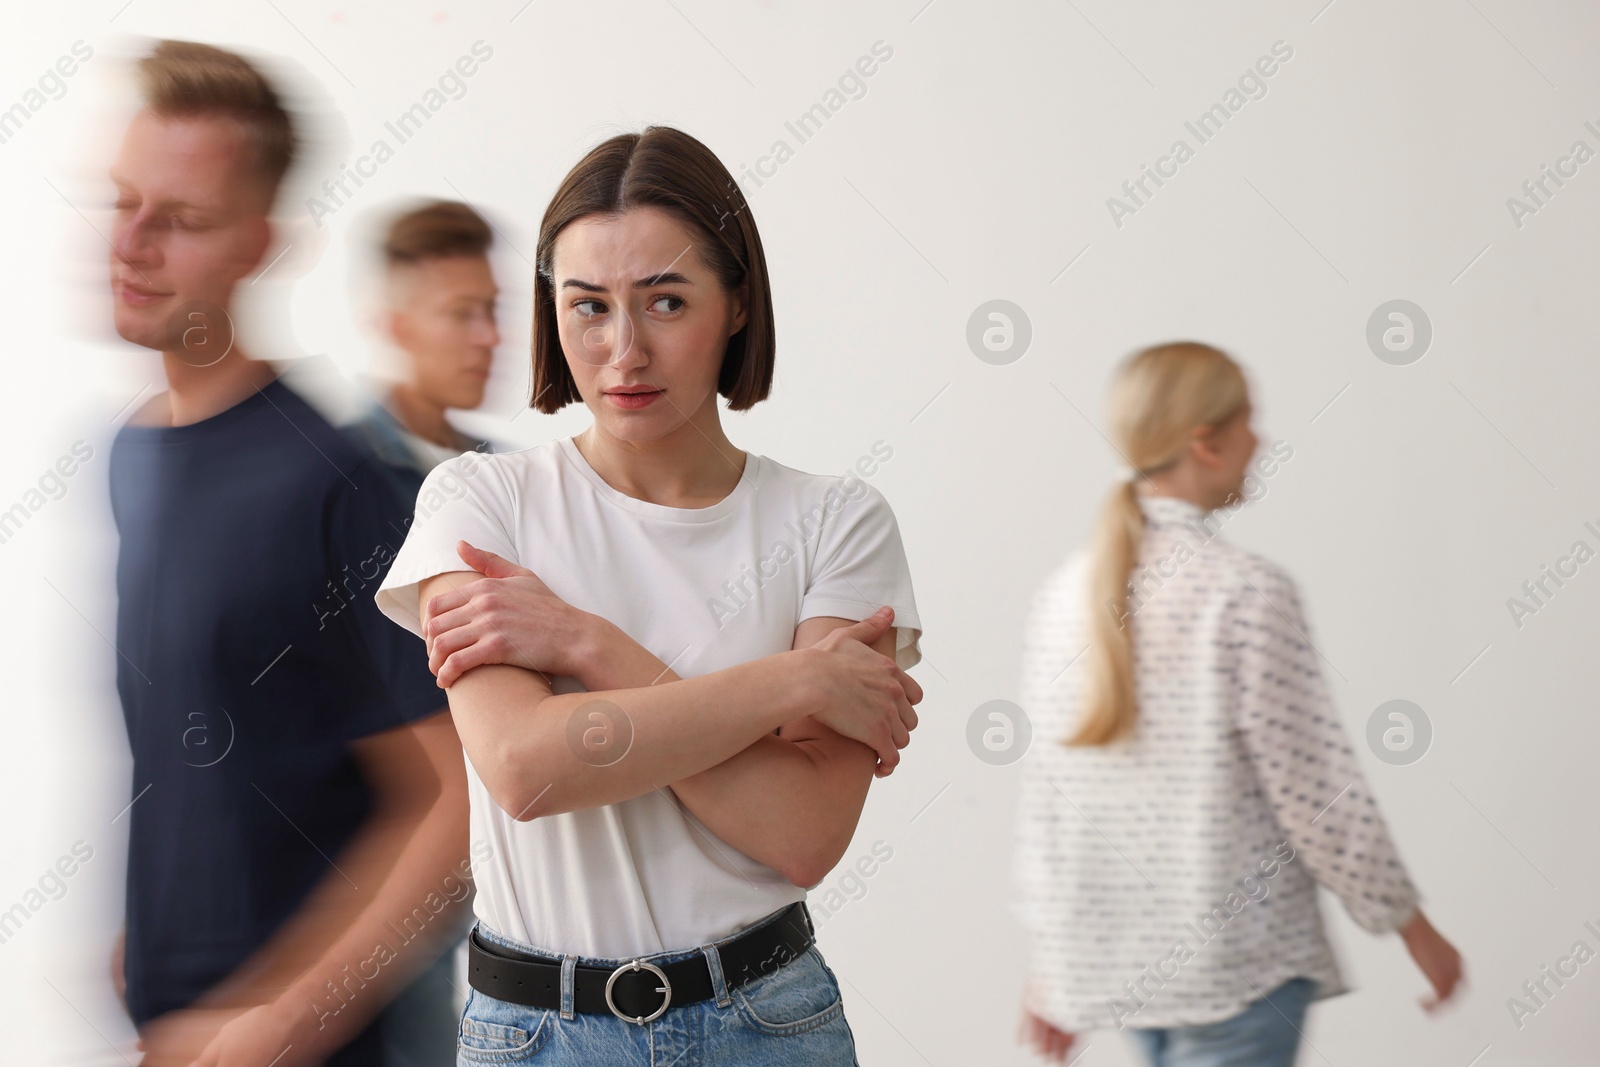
[374,126,923,1065]
[1011,342,1462,1065]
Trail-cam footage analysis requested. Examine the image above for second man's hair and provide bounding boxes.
[383,200,493,266]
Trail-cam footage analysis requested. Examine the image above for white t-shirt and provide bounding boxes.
[375,435,922,958]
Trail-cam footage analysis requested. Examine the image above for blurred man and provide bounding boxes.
[339,198,505,1065]
[105,39,468,1067]
[343,199,503,509]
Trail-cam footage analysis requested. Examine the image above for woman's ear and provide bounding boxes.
[1189,423,1223,470]
[727,280,750,336]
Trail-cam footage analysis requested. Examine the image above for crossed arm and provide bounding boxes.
[414,567,904,888]
[569,611,888,888]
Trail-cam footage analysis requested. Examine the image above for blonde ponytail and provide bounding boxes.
[1065,341,1247,747]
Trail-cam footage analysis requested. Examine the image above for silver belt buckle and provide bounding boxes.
[604,958,672,1024]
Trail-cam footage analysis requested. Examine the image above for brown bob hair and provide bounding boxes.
[530,126,775,413]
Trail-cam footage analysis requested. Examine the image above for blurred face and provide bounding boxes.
[108,108,272,354]
[386,255,499,410]
[1207,397,1260,505]
[549,206,747,443]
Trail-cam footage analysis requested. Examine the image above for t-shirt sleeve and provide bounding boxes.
[375,451,519,640]
[322,461,448,736]
[797,479,922,670]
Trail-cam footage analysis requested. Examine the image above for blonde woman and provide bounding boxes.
[1011,342,1462,1065]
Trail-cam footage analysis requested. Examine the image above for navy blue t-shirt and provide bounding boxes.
[109,373,446,1031]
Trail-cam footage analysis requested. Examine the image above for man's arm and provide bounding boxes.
[150,709,469,1067]
[271,709,471,1057]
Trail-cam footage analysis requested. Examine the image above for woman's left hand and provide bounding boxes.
[422,540,596,687]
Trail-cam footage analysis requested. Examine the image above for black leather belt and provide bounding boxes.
[466,901,815,1024]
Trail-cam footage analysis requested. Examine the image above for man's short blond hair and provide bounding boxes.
[137,39,296,208]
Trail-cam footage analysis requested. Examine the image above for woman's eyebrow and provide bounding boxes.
[636,270,693,287]
[559,271,696,292]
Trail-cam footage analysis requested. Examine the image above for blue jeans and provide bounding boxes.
[1127,978,1317,1067]
[460,908,859,1065]
[381,933,466,1066]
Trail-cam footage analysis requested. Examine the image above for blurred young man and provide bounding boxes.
[343,199,503,508]
[339,198,505,1065]
[106,39,468,1067]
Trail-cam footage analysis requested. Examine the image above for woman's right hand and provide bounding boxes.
[1399,909,1464,1011]
[798,607,923,776]
[1018,974,1076,1063]
[422,541,594,687]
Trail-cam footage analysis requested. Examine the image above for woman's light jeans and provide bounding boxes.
[1127,977,1317,1067]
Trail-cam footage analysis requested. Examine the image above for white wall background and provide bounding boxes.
[2,1,1597,1064]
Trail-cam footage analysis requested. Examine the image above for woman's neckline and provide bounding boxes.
[555,434,759,524]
